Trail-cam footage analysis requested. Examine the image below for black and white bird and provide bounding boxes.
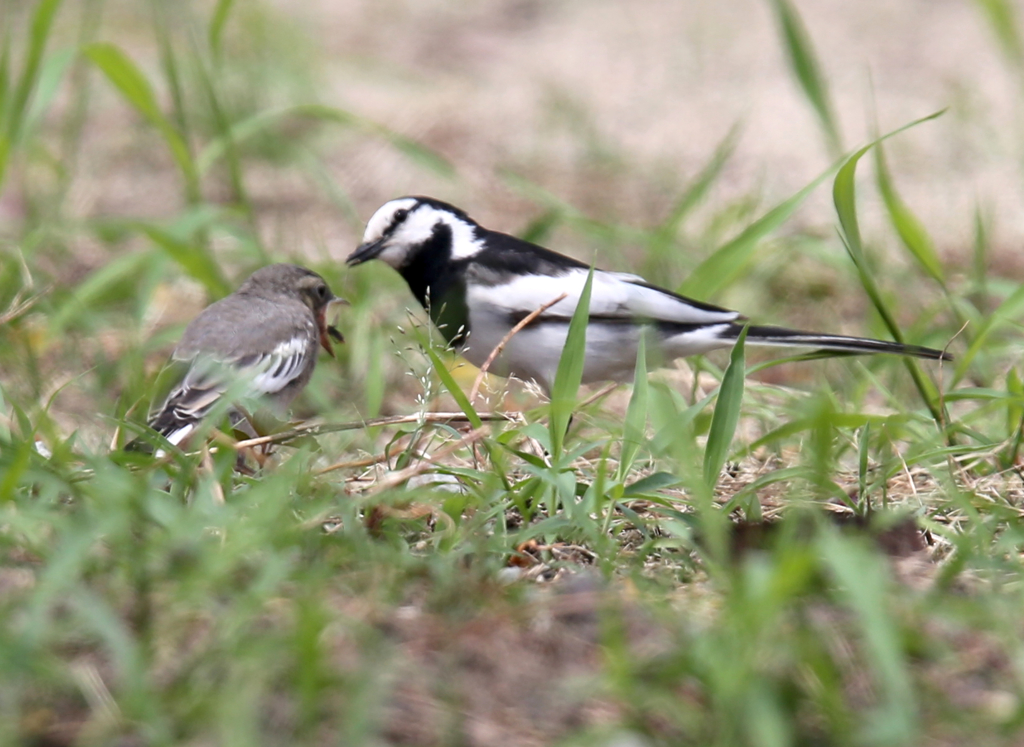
[347,196,949,393]
[130,263,344,452]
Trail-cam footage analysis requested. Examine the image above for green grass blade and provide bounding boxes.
[768,0,841,154]
[616,332,648,482]
[149,0,189,145]
[678,160,836,299]
[703,325,747,487]
[138,224,231,298]
[421,344,483,430]
[5,0,64,139]
[820,530,918,742]
[0,29,11,125]
[0,0,64,189]
[209,0,237,59]
[196,103,453,178]
[49,251,156,333]
[832,110,946,423]
[656,123,741,239]
[23,46,75,134]
[974,0,1024,67]
[833,110,945,269]
[0,136,8,188]
[1007,367,1023,436]
[188,33,255,229]
[955,282,1024,382]
[1007,367,1024,465]
[972,202,990,310]
[873,142,945,285]
[83,42,164,132]
[549,267,594,456]
[308,103,454,177]
[84,42,199,198]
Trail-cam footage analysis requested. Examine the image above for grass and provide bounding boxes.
[2,0,1024,745]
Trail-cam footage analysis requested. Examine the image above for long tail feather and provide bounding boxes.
[735,324,951,361]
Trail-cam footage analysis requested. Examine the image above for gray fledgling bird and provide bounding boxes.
[347,196,950,393]
[131,263,344,451]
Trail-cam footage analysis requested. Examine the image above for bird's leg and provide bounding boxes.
[225,406,275,471]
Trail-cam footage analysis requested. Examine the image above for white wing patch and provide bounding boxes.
[467,268,740,324]
[164,423,195,448]
[248,335,313,394]
[154,335,313,432]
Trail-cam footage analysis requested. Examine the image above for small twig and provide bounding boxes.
[110,400,141,452]
[579,382,619,408]
[230,411,512,450]
[199,445,225,505]
[937,320,968,429]
[314,451,393,476]
[0,285,50,326]
[358,426,489,497]
[468,292,569,404]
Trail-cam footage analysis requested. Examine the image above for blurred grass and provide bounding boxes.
[2,0,1024,745]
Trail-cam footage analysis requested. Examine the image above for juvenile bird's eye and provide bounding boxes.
[393,208,409,224]
[316,284,327,300]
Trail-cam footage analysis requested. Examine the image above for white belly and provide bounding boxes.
[461,304,734,392]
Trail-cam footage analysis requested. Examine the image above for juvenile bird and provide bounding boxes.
[130,263,343,452]
[347,196,949,393]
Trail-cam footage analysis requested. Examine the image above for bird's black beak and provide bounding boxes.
[346,239,385,266]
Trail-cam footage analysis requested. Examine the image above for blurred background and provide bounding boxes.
[0,0,1019,441]
[6,3,1024,745]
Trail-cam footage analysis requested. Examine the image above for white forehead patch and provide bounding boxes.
[362,197,419,244]
[361,198,486,266]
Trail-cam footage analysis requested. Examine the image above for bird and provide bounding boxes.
[129,263,344,452]
[347,196,950,393]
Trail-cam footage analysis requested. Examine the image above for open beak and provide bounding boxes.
[318,295,349,357]
[346,239,385,266]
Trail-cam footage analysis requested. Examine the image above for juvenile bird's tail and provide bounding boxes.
[124,380,224,453]
[124,409,199,453]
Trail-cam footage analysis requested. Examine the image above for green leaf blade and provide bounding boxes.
[679,161,837,300]
[768,0,841,153]
[703,325,747,488]
[84,42,198,194]
[617,332,649,481]
[874,144,945,284]
[549,267,594,456]
[422,345,483,430]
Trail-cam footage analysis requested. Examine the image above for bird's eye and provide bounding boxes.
[393,208,409,224]
[316,284,327,300]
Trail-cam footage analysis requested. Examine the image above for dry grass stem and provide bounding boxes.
[357,426,489,497]
[315,451,393,475]
[468,292,569,404]
[0,285,50,326]
[200,445,225,505]
[579,382,619,409]
[231,411,512,450]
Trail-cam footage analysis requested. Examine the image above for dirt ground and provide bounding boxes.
[279,0,1024,264]
[46,0,1024,277]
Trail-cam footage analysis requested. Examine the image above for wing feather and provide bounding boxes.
[466,267,740,325]
[147,334,315,442]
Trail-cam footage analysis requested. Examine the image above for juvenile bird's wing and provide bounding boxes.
[148,334,317,447]
[146,295,318,448]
